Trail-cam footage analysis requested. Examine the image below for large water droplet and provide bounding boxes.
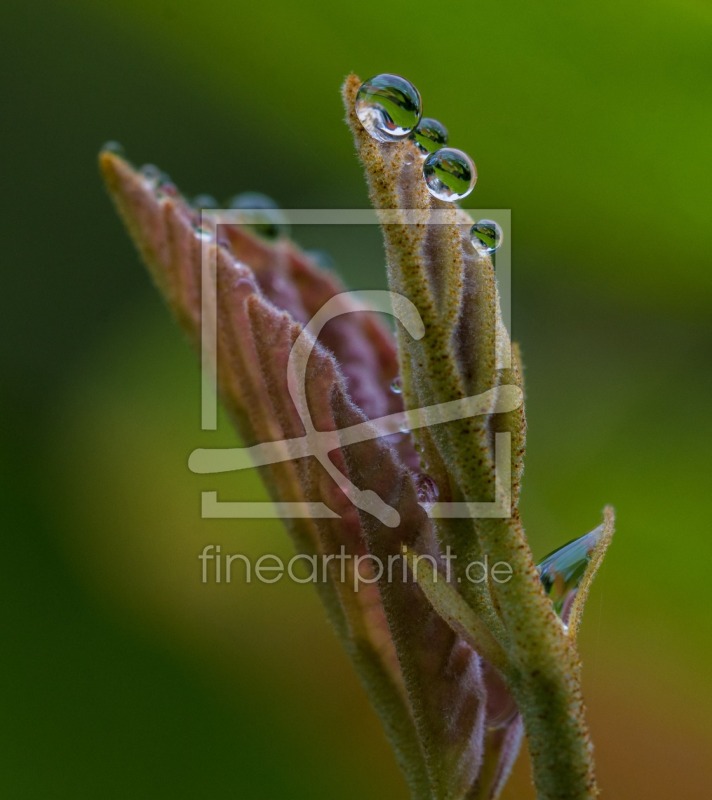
[470,219,503,255]
[355,74,422,142]
[423,148,477,202]
[229,192,288,239]
[537,525,606,620]
[410,117,448,154]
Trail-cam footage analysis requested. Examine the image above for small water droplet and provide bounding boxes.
[410,117,448,155]
[229,192,288,239]
[157,178,179,198]
[470,219,503,255]
[402,149,416,166]
[355,74,422,142]
[415,473,439,506]
[306,249,335,270]
[139,164,162,187]
[537,525,605,620]
[423,148,477,202]
[101,140,124,156]
[193,194,218,209]
[390,376,403,394]
[192,224,213,242]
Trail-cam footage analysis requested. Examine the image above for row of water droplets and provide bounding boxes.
[354,74,503,256]
[103,142,342,279]
[357,74,502,507]
[386,377,438,507]
[393,84,588,636]
[102,142,291,244]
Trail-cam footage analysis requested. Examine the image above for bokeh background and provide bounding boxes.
[2,1,711,797]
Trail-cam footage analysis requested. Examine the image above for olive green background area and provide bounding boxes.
[1,1,710,798]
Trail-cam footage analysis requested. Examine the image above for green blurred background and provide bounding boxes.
[2,0,711,797]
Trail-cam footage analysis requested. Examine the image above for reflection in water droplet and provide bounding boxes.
[415,473,439,506]
[423,148,477,202]
[537,525,605,620]
[101,141,124,156]
[470,219,503,255]
[410,117,448,155]
[390,377,403,394]
[229,192,288,239]
[355,74,422,142]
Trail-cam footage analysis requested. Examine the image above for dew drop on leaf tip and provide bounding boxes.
[355,74,422,142]
[537,525,606,618]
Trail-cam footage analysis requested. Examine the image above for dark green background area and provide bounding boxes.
[2,1,710,797]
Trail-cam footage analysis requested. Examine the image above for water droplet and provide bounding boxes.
[537,525,605,620]
[306,249,335,270]
[101,140,124,156]
[402,149,416,166]
[229,192,288,239]
[139,164,162,187]
[470,219,503,255]
[423,148,477,202]
[390,377,403,394]
[410,117,448,154]
[355,74,422,142]
[415,473,439,506]
[229,192,277,210]
[192,224,213,242]
[157,178,179,198]
[193,194,218,209]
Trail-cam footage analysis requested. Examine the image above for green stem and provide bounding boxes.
[481,515,597,799]
[510,666,596,799]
